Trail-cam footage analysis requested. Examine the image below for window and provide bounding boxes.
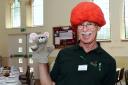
[93,0,110,40]
[124,0,128,39]
[8,34,35,73]
[32,0,43,26]
[18,47,23,52]
[11,0,21,27]
[29,58,33,64]
[19,67,23,72]
[29,47,33,53]
[19,58,23,63]
[18,38,23,43]
[30,67,34,72]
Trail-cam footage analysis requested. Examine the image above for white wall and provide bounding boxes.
[0,0,128,58]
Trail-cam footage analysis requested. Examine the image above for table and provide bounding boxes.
[0,66,21,85]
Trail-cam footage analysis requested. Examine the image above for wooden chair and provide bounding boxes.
[115,68,124,85]
[29,72,36,85]
[19,65,30,80]
[19,65,30,85]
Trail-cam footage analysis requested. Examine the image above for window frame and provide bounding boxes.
[92,0,111,41]
[31,0,44,27]
[124,0,128,39]
[10,0,21,28]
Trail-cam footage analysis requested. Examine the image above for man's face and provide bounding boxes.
[77,21,100,44]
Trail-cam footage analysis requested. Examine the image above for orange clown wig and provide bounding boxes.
[70,2,106,28]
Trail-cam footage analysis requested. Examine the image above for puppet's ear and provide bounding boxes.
[29,33,38,43]
[43,32,49,38]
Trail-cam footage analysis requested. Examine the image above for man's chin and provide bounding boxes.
[81,40,95,44]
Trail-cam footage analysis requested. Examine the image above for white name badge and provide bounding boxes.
[78,65,88,71]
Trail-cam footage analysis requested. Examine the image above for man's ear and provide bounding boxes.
[97,26,101,31]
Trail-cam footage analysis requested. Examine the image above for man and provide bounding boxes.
[38,1,116,85]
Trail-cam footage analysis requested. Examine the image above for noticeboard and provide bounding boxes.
[53,26,77,48]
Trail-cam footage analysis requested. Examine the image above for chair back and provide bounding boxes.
[125,70,128,85]
[27,72,35,85]
[119,68,125,81]
[30,72,35,85]
[25,65,31,85]
[116,70,120,82]
[26,65,30,77]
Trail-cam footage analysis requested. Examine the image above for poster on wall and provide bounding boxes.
[53,26,77,48]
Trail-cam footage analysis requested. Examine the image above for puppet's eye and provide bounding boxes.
[41,37,45,38]
[39,37,44,39]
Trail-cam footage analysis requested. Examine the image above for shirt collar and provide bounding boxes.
[73,42,103,54]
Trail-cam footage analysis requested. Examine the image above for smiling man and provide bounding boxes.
[38,1,116,85]
[50,2,116,85]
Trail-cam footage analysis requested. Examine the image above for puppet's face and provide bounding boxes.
[29,32,49,51]
[29,32,49,44]
[38,32,49,44]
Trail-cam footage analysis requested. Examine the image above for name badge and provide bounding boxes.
[78,65,88,71]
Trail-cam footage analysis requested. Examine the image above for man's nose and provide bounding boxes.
[83,27,90,31]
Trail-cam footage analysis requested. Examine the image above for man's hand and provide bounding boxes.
[39,63,55,85]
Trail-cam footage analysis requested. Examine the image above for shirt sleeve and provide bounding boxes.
[101,59,116,85]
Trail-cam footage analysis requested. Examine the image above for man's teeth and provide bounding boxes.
[81,32,92,36]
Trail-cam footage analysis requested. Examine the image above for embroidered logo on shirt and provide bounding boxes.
[90,61,97,67]
[98,62,102,71]
[90,61,102,71]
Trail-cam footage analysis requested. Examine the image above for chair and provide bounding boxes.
[125,70,128,85]
[115,70,120,85]
[19,65,30,85]
[29,72,36,85]
[19,65,30,79]
[115,68,124,85]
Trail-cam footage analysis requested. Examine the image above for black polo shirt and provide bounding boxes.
[50,42,116,85]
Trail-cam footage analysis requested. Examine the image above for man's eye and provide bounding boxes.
[87,23,93,25]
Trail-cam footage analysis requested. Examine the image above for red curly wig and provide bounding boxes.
[70,2,106,28]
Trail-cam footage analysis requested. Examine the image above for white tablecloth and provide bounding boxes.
[0,67,21,85]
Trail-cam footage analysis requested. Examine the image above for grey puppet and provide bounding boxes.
[29,32,54,63]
